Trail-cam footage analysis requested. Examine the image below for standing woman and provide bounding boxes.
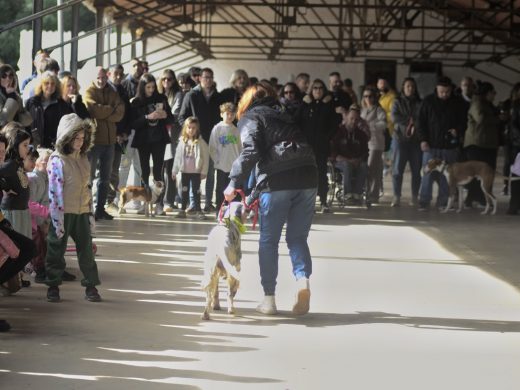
[390,77,422,207]
[463,81,500,206]
[360,87,387,204]
[60,75,90,119]
[0,64,32,128]
[224,81,318,316]
[297,78,336,212]
[25,71,72,148]
[157,69,182,212]
[131,74,173,214]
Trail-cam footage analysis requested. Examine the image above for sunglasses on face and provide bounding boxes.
[1,73,14,79]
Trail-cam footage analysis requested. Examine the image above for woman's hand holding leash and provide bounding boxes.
[223,185,236,203]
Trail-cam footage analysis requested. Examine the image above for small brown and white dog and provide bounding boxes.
[118,180,164,217]
[201,201,247,320]
[426,158,497,215]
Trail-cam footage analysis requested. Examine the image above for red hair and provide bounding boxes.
[236,80,278,120]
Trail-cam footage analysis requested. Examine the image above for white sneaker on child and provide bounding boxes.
[256,295,277,315]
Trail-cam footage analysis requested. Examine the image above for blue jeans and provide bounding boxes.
[258,188,317,295]
[205,158,215,207]
[88,144,115,212]
[335,160,368,196]
[392,140,422,198]
[419,148,458,206]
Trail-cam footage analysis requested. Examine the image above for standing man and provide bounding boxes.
[295,73,310,100]
[328,71,353,119]
[121,58,144,100]
[178,67,221,211]
[105,64,131,211]
[417,76,467,210]
[84,67,125,220]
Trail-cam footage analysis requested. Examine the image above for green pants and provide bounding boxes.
[45,213,100,287]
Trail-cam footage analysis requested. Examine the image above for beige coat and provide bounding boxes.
[83,83,125,145]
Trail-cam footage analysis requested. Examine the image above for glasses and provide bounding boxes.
[1,73,14,79]
[284,90,296,94]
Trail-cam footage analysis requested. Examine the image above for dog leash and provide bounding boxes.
[218,189,260,230]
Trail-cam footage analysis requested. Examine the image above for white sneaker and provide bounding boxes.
[256,295,277,315]
[155,204,166,216]
[391,196,400,207]
[292,278,310,315]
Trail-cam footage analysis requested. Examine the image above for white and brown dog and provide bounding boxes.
[118,180,164,217]
[426,158,497,215]
[201,201,247,320]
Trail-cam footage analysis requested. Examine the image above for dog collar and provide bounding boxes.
[225,216,247,234]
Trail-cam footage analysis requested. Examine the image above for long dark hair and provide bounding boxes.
[400,77,420,100]
[157,69,180,97]
[1,122,31,162]
[135,73,159,101]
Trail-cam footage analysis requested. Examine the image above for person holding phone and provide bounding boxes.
[130,73,173,215]
[0,64,32,128]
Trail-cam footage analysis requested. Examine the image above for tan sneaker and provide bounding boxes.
[292,278,310,315]
[256,295,277,315]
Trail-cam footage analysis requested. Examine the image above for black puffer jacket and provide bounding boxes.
[25,95,73,148]
[297,94,336,156]
[130,94,172,148]
[229,97,317,192]
[391,93,421,143]
[417,93,467,149]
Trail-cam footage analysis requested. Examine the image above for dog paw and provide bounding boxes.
[228,308,235,315]
[212,304,221,311]
[201,312,210,320]
[119,208,126,214]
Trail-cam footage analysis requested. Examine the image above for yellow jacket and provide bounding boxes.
[379,90,397,134]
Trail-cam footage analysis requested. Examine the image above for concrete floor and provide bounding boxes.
[1,187,520,390]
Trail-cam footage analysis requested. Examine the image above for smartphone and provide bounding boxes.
[155,102,163,111]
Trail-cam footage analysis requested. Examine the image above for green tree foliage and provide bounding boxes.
[0,0,95,68]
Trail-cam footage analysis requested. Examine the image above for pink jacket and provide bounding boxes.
[0,230,20,267]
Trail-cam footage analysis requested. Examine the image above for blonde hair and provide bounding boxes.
[220,102,236,114]
[60,75,80,101]
[34,71,61,99]
[180,117,200,142]
[36,147,52,162]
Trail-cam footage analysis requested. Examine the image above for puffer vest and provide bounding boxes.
[61,152,91,214]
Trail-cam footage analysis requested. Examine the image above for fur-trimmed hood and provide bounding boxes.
[55,113,95,155]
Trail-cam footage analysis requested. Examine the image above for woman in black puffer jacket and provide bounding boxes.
[130,73,173,198]
[224,81,317,316]
[297,78,336,212]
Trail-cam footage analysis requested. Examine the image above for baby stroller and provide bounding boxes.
[327,161,371,209]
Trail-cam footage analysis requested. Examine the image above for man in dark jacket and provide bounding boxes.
[417,76,467,210]
[178,67,221,211]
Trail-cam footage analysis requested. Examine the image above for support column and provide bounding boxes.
[32,0,43,67]
[70,3,80,76]
[116,23,122,65]
[57,0,65,70]
[130,25,137,59]
[95,5,105,66]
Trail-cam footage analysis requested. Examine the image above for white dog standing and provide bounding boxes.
[201,201,246,320]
